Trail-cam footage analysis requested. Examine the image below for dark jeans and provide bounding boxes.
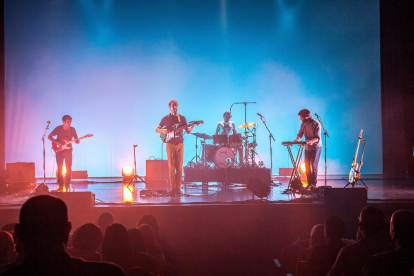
[304,147,321,186]
[56,150,72,190]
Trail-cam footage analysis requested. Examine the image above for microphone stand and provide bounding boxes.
[315,114,329,187]
[36,122,50,194]
[258,115,275,176]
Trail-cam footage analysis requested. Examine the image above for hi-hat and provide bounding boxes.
[238,122,257,129]
[191,133,213,139]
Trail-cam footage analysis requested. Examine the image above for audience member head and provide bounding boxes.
[14,195,71,251]
[128,228,145,252]
[127,267,156,276]
[137,224,162,255]
[1,223,17,235]
[138,215,160,237]
[0,230,14,265]
[324,215,346,241]
[358,206,386,238]
[310,224,325,246]
[73,223,103,252]
[98,212,114,234]
[102,223,131,260]
[390,209,414,248]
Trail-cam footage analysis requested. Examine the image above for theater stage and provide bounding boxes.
[0,175,413,276]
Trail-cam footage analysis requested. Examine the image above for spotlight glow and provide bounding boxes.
[299,162,306,174]
[122,164,134,177]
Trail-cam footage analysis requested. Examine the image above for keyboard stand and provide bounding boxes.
[282,143,305,194]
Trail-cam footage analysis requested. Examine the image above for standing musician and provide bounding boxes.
[215,111,243,164]
[294,109,322,187]
[48,115,79,191]
[156,100,194,195]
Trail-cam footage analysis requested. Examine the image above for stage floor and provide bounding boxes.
[1,174,413,206]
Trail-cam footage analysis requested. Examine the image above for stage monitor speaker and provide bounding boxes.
[72,170,88,179]
[324,187,367,205]
[6,162,36,186]
[50,191,95,209]
[247,178,270,198]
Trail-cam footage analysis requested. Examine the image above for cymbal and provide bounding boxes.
[191,132,213,139]
[238,122,257,129]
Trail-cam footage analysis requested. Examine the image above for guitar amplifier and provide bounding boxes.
[6,162,37,186]
[146,160,169,189]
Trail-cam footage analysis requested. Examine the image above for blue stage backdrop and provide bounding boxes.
[5,0,381,177]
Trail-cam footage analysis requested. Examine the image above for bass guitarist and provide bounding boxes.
[48,115,79,191]
[155,100,194,195]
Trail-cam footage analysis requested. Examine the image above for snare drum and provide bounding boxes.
[229,133,242,148]
[213,147,235,168]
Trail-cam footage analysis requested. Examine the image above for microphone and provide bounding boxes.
[46,120,51,126]
[314,113,319,117]
[257,113,264,118]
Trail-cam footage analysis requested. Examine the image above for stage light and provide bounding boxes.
[122,164,134,180]
[299,162,306,174]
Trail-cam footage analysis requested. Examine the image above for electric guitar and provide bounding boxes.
[349,129,363,183]
[160,121,203,143]
[52,134,93,154]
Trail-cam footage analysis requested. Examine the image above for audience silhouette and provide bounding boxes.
[303,215,346,276]
[67,223,103,261]
[361,209,414,276]
[0,195,126,276]
[98,212,114,235]
[102,223,156,274]
[327,206,395,276]
[0,231,14,266]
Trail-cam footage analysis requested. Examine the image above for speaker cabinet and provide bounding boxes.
[50,191,95,209]
[324,188,367,205]
[6,162,36,186]
[146,160,169,189]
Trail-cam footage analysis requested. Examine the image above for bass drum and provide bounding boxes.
[213,147,235,168]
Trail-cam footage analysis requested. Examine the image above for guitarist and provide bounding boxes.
[155,100,194,195]
[48,115,79,191]
[293,109,322,188]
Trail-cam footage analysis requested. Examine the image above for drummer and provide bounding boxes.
[215,111,243,164]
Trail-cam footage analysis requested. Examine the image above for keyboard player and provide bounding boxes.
[293,109,322,187]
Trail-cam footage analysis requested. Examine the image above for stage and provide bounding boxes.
[0,174,413,276]
[1,174,414,206]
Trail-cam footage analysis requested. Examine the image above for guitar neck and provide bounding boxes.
[65,135,89,145]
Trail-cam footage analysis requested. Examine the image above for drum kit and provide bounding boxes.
[191,122,259,169]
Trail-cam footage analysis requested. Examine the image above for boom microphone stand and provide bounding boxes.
[258,114,275,175]
[315,113,329,187]
[35,121,51,194]
[133,145,147,185]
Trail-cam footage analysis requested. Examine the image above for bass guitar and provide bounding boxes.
[52,134,93,154]
[160,121,203,143]
[348,129,364,183]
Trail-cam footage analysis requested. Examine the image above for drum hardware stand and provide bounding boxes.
[35,121,51,194]
[315,113,329,187]
[230,101,256,165]
[282,143,305,194]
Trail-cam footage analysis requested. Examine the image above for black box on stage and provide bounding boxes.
[146,160,169,178]
[50,191,95,209]
[6,162,36,186]
[324,187,367,205]
[145,160,169,189]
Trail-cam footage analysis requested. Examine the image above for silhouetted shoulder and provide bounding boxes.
[0,258,126,276]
